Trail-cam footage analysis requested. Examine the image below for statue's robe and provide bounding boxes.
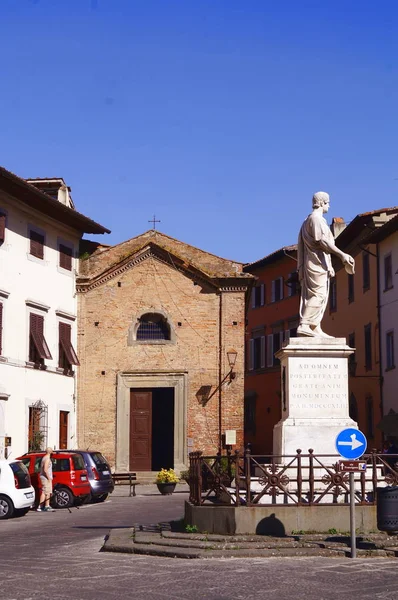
[297,211,334,328]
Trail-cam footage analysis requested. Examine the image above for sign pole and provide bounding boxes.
[349,471,356,559]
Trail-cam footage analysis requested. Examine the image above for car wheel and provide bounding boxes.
[94,493,109,503]
[52,487,74,509]
[14,508,30,517]
[0,495,14,519]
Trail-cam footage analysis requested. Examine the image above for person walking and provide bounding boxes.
[37,447,55,512]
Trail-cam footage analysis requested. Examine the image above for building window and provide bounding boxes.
[366,396,374,439]
[136,313,170,341]
[364,323,372,371]
[348,274,354,303]
[384,253,393,291]
[287,271,299,297]
[348,332,356,375]
[29,229,44,259]
[249,334,265,371]
[28,400,48,452]
[271,277,284,302]
[59,411,69,449]
[362,252,370,291]
[0,211,6,245]
[251,283,265,308]
[386,330,395,370]
[267,330,283,367]
[29,313,52,366]
[59,244,73,271]
[58,322,79,373]
[349,393,358,422]
[329,278,337,312]
[244,396,256,435]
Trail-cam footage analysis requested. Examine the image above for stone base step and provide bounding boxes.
[103,526,398,559]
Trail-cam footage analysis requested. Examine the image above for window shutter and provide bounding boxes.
[267,334,274,367]
[279,276,284,300]
[0,213,5,243]
[0,302,3,355]
[271,280,275,303]
[288,273,293,297]
[30,313,52,360]
[260,284,265,306]
[251,288,256,309]
[260,336,266,369]
[30,231,44,259]
[59,244,72,271]
[59,322,80,366]
[249,339,254,371]
[279,331,284,349]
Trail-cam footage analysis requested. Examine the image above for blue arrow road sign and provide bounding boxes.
[335,428,367,460]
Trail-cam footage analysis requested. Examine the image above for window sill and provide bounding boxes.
[385,365,396,372]
[26,361,47,371]
[56,367,75,377]
[130,340,175,346]
[363,286,370,293]
[383,286,394,293]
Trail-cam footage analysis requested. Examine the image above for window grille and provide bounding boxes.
[28,400,48,452]
[136,313,170,341]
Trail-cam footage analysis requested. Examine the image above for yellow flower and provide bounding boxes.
[156,468,179,484]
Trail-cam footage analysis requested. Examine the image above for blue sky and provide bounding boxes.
[1,1,398,263]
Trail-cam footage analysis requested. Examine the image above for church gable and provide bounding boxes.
[78,230,252,293]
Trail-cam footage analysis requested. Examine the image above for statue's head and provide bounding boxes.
[312,191,330,211]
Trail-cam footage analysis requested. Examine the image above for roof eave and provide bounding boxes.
[0,167,110,235]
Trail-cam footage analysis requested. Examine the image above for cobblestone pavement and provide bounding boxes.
[1,485,398,600]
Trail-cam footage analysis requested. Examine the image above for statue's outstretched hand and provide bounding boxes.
[342,253,355,274]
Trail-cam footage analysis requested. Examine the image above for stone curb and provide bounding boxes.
[102,528,398,559]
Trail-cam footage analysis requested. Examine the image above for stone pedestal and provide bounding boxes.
[273,337,357,457]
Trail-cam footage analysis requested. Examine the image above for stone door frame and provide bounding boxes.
[116,371,188,473]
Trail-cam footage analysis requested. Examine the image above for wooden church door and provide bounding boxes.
[130,390,152,471]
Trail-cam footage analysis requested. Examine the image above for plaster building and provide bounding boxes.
[243,246,300,455]
[364,214,398,419]
[76,230,253,473]
[0,167,109,459]
[323,207,398,450]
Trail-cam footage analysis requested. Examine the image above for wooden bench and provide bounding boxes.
[112,472,141,497]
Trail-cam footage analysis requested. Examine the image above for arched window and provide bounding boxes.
[349,393,358,422]
[136,313,170,341]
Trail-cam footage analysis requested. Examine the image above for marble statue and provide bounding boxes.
[297,191,355,338]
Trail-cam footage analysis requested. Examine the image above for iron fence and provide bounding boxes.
[188,449,398,507]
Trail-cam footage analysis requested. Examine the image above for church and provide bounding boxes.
[76,230,253,474]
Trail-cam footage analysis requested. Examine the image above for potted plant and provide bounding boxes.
[156,468,179,495]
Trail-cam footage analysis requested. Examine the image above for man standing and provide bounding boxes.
[37,447,55,512]
[297,191,355,338]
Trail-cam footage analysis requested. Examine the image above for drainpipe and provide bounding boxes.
[376,242,384,435]
[218,291,223,453]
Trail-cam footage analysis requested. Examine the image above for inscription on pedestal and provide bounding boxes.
[288,357,348,418]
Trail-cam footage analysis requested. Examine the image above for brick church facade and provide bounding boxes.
[76,230,253,473]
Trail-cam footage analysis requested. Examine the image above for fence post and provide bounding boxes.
[308,449,314,504]
[234,449,241,506]
[296,449,302,505]
[244,445,251,507]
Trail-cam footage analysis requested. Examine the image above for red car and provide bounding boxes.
[17,452,91,509]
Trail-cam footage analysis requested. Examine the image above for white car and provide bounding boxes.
[0,460,35,519]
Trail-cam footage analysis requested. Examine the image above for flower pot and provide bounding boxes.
[156,482,176,495]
